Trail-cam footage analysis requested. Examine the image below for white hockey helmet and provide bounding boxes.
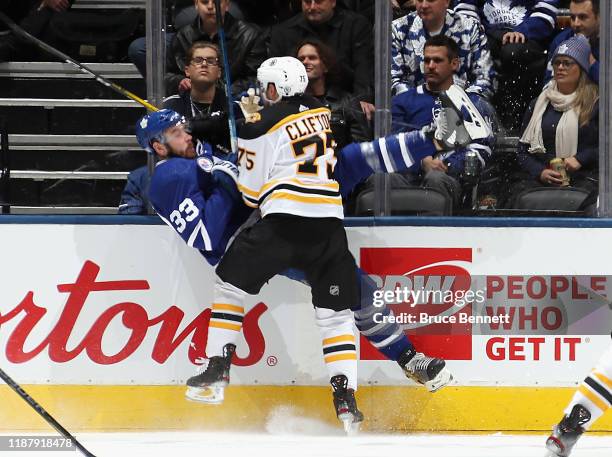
[257,56,308,103]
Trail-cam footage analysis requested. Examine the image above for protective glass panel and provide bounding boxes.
[366,0,602,218]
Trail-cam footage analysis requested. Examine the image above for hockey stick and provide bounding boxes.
[0,10,158,112]
[0,367,96,456]
[214,0,238,155]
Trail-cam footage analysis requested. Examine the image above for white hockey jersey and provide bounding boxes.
[236,96,343,219]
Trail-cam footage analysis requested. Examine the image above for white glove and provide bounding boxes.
[238,88,263,123]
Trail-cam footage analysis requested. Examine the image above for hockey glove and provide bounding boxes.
[212,160,241,202]
[237,88,263,123]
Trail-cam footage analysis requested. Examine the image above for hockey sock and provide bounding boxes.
[315,307,358,391]
[565,343,612,429]
[353,270,416,362]
[206,276,248,357]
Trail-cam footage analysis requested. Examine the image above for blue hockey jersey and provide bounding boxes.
[148,155,251,266]
[455,0,559,42]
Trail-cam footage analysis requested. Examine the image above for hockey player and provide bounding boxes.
[545,341,612,456]
[136,63,489,430]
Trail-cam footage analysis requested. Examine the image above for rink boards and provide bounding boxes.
[0,217,610,432]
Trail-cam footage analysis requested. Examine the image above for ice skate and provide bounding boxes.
[399,351,453,392]
[442,85,491,141]
[185,343,236,404]
[427,84,490,150]
[545,404,591,457]
[330,375,363,435]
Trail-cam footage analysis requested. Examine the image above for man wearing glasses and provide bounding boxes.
[163,42,235,154]
[119,42,234,215]
[165,0,267,97]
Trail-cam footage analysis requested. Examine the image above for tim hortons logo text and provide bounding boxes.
[0,261,267,366]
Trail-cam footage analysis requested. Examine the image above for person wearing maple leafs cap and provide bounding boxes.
[454,0,560,132]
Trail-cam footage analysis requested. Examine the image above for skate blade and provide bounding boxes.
[339,413,361,436]
[437,105,471,149]
[544,437,564,457]
[443,85,491,141]
[425,368,453,393]
[185,385,224,404]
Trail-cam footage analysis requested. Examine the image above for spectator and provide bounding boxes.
[545,0,599,84]
[231,0,302,27]
[128,0,197,78]
[508,36,598,208]
[165,0,267,97]
[455,0,560,132]
[296,39,371,149]
[392,0,417,18]
[0,0,72,61]
[391,35,496,211]
[118,166,151,215]
[269,0,375,118]
[338,0,374,23]
[391,0,495,99]
[163,42,234,153]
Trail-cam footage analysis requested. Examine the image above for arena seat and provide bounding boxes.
[354,186,452,216]
[513,187,591,212]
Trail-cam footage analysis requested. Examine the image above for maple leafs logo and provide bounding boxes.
[558,44,569,54]
[483,0,527,27]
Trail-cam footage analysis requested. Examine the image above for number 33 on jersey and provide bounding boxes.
[237,104,342,219]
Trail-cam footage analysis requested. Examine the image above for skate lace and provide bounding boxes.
[330,375,349,393]
[194,357,210,375]
[432,105,448,139]
[408,353,433,374]
[561,404,591,432]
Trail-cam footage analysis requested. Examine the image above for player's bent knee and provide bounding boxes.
[214,275,249,298]
[315,307,354,330]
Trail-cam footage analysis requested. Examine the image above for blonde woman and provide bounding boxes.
[508,35,599,209]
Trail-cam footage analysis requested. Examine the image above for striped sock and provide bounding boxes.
[565,344,612,429]
[206,278,247,357]
[316,308,358,390]
[353,270,416,361]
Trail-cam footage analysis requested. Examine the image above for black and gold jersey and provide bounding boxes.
[236,96,343,219]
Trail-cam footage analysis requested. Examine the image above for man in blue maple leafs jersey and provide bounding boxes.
[391,35,497,211]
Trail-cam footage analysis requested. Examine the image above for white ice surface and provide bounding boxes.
[3,431,612,457]
[3,406,612,457]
